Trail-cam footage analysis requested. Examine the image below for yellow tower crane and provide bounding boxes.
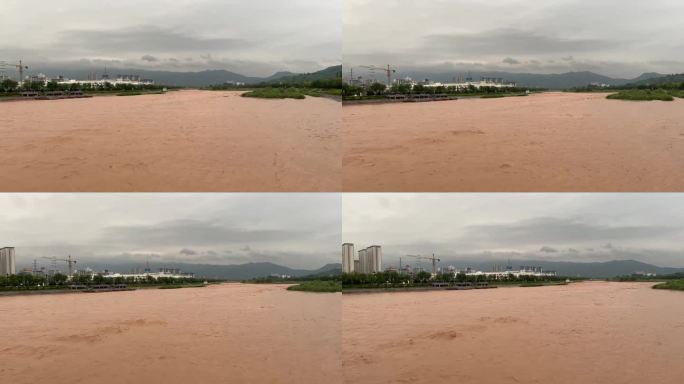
[41,255,77,276]
[0,60,29,83]
[405,254,441,275]
[360,64,396,86]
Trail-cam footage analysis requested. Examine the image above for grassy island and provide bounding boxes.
[653,280,684,291]
[286,280,342,293]
[242,87,314,99]
[607,89,677,101]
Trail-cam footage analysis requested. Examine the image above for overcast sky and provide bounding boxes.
[344,0,684,78]
[343,194,684,268]
[0,194,341,270]
[0,0,340,77]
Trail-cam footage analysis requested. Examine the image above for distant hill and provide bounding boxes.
[376,69,667,90]
[29,65,342,87]
[266,65,342,84]
[626,73,684,87]
[437,259,684,278]
[306,263,343,277]
[22,260,343,280]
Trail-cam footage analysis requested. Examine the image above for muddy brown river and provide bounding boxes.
[343,92,684,191]
[0,90,340,192]
[0,284,341,384]
[343,281,684,384]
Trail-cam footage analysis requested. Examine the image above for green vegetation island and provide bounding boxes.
[286,280,341,293]
[653,280,684,291]
[243,273,341,293]
[612,272,684,291]
[206,77,342,100]
[570,73,684,101]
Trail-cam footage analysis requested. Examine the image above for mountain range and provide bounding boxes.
[627,73,684,87]
[29,65,342,87]
[26,258,684,280]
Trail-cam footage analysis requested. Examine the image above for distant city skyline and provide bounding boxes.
[0,194,341,269]
[0,0,341,77]
[343,194,684,267]
[344,0,684,78]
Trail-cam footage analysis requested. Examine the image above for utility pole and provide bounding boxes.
[386,64,392,86]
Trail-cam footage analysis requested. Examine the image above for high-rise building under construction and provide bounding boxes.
[342,243,355,273]
[342,243,382,273]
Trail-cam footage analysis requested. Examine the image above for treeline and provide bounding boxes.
[342,271,566,289]
[570,82,684,93]
[0,273,205,290]
[343,82,529,97]
[613,272,684,282]
[0,79,171,94]
[244,274,340,284]
[0,273,69,289]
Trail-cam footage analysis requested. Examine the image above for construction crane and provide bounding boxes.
[405,254,441,275]
[41,255,77,276]
[0,60,28,83]
[360,65,396,86]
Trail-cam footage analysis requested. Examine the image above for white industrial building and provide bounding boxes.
[0,247,16,276]
[423,78,517,90]
[95,270,194,280]
[462,266,556,279]
[56,76,154,87]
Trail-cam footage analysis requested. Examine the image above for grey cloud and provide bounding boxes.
[343,194,684,268]
[344,0,684,78]
[0,193,340,270]
[424,29,616,56]
[503,57,520,65]
[0,0,340,76]
[59,26,249,53]
[463,217,679,247]
[99,219,303,248]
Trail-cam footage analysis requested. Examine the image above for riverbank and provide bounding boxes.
[0,283,211,297]
[343,281,568,294]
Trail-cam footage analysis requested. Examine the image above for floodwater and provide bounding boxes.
[0,90,340,191]
[0,283,341,384]
[343,282,684,384]
[343,92,684,191]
